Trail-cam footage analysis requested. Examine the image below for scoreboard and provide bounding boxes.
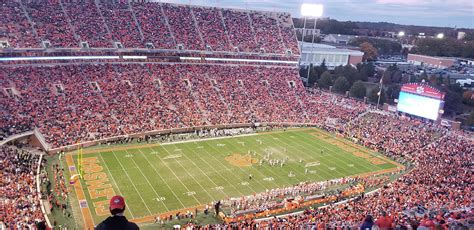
[397,83,445,121]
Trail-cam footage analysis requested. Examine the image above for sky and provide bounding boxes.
[159,0,474,29]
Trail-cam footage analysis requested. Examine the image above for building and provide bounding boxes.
[407,54,455,69]
[295,28,321,38]
[299,43,364,69]
[457,31,466,40]
[322,34,357,45]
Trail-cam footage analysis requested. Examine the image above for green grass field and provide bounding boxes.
[70,128,398,224]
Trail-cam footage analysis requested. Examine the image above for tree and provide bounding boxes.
[382,71,392,84]
[318,71,333,89]
[299,66,308,79]
[349,81,367,99]
[444,90,463,114]
[417,71,429,83]
[468,111,474,127]
[462,90,474,106]
[357,63,375,82]
[360,42,378,61]
[333,76,351,94]
[350,37,402,54]
[386,85,401,100]
[342,65,359,84]
[368,87,386,104]
[307,64,319,86]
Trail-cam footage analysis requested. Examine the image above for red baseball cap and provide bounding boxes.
[109,195,126,210]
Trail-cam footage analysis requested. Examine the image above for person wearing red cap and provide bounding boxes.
[95,195,139,230]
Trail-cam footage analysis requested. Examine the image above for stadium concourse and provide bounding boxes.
[0,1,472,229]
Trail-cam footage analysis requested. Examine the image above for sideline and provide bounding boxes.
[161,133,258,146]
[65,154,95,229]
[37,154,52,228]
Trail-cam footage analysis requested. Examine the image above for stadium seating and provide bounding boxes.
[131,2,176,49]
[0,2,39,48]
[161,3,205,51]
[1,2,472,230]
[99,2,143,48]
[1,146,44,228]
[0,2,299,54]
[63,1,113,48]
[23,1,77,48]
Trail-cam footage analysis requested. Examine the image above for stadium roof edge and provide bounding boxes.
[151,1,293,16]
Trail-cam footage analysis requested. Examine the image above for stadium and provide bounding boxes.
[0,1,472,229]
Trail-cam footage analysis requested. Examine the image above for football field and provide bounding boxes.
[66,128,400,225]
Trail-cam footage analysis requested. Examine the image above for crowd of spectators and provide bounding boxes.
[99,2,143,48]
[132,2,176,49]
[162,3,205,51]
[278,12,300,55]
[63,1,113,48]
[2,63,314,147]
[0,146,45,229]
[193,6,231,52]
[344,112,445,160]
[222,9,258,53]
[0,2,298,54]
[24,1,77,48]
[0,1,39,48]
[1,61,472,229]
[181,117,472,229]
[250,12,285,54]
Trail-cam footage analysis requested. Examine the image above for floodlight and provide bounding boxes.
[301,4,324,17]
[398,31,405,37]
[436,33,444,39]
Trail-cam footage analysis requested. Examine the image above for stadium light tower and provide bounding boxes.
[300,3,324,80]
[398,31,405,37]
[436,33,444,39]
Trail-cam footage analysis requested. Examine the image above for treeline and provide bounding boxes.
[301,63,473,116]
[292,18,474,39]
[410,38,474,58]
[349,37,402,55]
[301,62,379,102]
[293,18,358,35]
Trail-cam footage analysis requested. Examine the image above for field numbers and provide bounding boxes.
[213,186,224,191]
[153,197,166,201]
[185,191,196,196]
[124,154,133,158]
[347,164,354,167]
[328,167,336,171]
[263,177,274,181]
[240,181,249,186]
[150,151,158,155]
[196,146,204,149]
[217,143,226,147]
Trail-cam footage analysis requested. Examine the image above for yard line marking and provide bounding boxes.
[221,136,306,186]
[197,141,263,194]
[111,150,153,216]
[98,154,136,218]
[297,130,385,172]
[160,145,217,201]
[179,142,244,197]
[175,144,231,198]
[286,131,385,176]
[125,149,170,212]
[219,138,282,188]
[264,134,339,180]
[138,148,187,209]
[277,131,352,177]
[147,146,201,204]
